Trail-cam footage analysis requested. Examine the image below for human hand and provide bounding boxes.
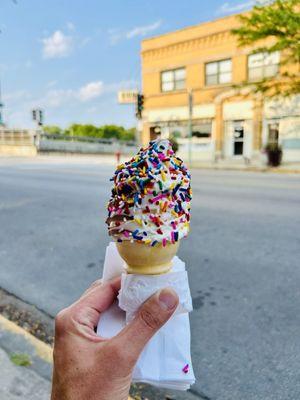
[51,277,179,400]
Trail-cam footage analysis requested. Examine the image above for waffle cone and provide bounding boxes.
[116,240,180,275]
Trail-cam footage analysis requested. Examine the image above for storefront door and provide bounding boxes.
[233,120,244,156]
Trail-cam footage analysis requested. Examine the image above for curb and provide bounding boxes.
[0,315,134,399]
[189,165,300,174]
[0,314,53,363]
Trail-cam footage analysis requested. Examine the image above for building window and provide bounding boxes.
[248,51,280,81]
[192,122,212,138]
[205,59,232,86]
[161,68,186,92]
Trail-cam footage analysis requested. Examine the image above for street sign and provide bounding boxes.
[118,90,138,104]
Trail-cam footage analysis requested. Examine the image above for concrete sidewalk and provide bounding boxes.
[0,348,51,400]
[0,316,52,400]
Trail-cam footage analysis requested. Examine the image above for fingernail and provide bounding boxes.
[159,288,178,310]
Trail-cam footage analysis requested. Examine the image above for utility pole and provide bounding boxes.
[0,27,4,127]
[188,90,193,166]
[0,79,4,127]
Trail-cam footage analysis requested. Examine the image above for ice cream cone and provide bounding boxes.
[116,240,180,275]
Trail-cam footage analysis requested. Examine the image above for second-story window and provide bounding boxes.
[248,51,280,81]
[205,59,232,85]
[161,68,186,92]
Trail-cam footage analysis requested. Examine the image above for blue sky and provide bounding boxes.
[0,0,256,129]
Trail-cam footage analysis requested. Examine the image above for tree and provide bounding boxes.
[232,0,300,97]
[101,125,135,141]
[119,127,136,141]
[62,123,136,141]
[67,124,102,138]
[43,125,63,135]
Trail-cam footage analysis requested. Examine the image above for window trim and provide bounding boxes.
[161,67,186,92]
[247,51,280,82]
[205,58,232,86]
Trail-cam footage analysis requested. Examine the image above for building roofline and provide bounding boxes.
[142,11,247,44]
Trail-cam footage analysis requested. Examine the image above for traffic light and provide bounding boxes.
[32,109,44,126]
[136,94,144,119]
[38,109,43,126]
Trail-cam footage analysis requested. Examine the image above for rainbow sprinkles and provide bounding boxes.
[106,139,192,247]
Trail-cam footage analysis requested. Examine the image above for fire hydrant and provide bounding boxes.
[115,151,121,164]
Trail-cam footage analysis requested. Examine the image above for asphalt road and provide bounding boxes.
[0,156,300,400]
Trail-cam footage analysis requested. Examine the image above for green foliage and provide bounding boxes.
[169,136,179,153]
[232,0,300,97]
[10,353,31,367]
[61,124,136,141]
[43,125,63,135]
[119,127,136,141]
[69,124,100,138]
[171,130,182,139]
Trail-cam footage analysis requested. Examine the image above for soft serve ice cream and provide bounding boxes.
[106,139,192,250]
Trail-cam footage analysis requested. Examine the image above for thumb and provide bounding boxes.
[111,287,178,365]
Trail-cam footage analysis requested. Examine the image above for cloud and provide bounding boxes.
[216,0,272,14]
[78,81,103,102]
[86,106,98,114]
[79,37,92,48]
[109,20,162,45]
[3,90,30,102]
[46,80,58,88]
[217,1,254,14]
[3,80,138,129]
[42,30,73,59]
[126,20,162,39]
[66,21,75,31]
[43,89,75,107]
[37,81,104,108]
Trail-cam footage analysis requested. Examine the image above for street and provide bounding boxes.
[0,156,300,400]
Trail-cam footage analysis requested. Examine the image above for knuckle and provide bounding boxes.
[54,309,69,334]
[139,308,161,330]
[91,279,102,287]
[81,279,102,297]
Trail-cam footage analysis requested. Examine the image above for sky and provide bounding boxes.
[0,0,257,129]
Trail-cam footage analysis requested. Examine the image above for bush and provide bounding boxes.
[265,143,282,167]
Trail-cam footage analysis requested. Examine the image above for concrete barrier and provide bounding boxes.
[0,144,37,156]
[0,129,37,157]
[0,129,138,157]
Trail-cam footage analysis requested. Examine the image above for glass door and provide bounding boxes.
[233,120,244,156]
[267,121,279,145]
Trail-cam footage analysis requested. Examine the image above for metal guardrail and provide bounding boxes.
[40,133,136,146]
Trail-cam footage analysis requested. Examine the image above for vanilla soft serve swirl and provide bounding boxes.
[106,139,192,246]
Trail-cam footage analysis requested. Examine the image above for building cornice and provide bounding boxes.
[142,29,234,61]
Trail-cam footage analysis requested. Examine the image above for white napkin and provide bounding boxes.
[97,242,195,390]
